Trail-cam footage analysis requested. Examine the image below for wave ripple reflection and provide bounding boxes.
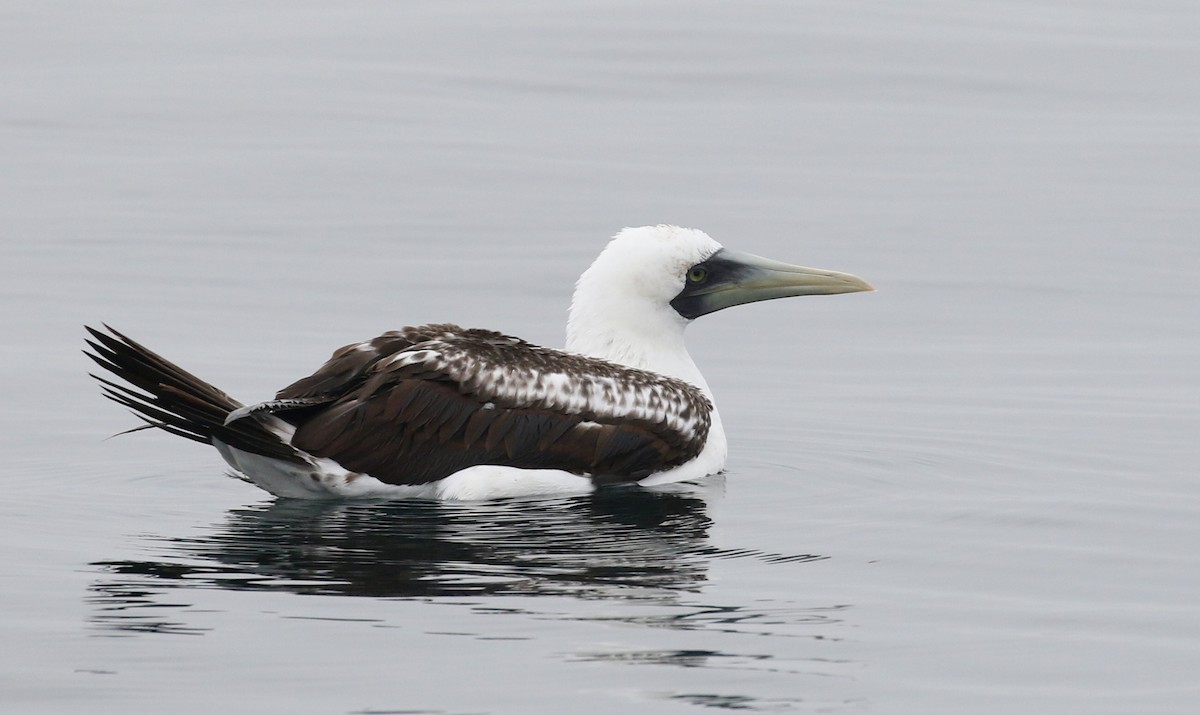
[88,486,823,636]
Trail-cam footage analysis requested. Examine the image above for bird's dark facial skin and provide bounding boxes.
[670,249,750,319]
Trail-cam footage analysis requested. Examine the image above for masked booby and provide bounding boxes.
[86,225,871,500]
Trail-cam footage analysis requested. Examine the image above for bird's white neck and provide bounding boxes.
[566,299,710,395]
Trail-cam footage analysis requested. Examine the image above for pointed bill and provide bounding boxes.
[670,249,874,319]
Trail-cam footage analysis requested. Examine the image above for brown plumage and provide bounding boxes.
[84,325,304,465]
[87,323,712,487]
[273,324,712,485]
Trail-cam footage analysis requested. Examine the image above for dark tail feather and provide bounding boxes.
[84,325,305,464]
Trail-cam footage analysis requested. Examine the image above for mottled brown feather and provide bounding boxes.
[84,323,711,487]
[275,324,712,486]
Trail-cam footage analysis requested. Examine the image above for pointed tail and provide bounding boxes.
[84,325,304,465]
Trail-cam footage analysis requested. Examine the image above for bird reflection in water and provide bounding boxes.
[88,481,824,636]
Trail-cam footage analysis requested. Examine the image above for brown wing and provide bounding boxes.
[284,328,711,486]
[275,323,466,402]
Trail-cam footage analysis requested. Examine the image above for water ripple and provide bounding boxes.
[87,484,829,636]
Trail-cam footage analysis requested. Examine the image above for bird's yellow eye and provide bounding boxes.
[687,267,708,284]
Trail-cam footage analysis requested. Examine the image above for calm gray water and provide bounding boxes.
[3,2,1198,713]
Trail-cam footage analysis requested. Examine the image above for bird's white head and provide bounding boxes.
[566,224,873,379]
[566,225,720,367]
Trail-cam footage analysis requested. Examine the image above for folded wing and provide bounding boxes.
[250,325,711,485]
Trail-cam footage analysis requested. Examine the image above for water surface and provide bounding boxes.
[3,1,1198,713]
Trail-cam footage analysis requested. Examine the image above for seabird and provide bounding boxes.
[86,225,871,500]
